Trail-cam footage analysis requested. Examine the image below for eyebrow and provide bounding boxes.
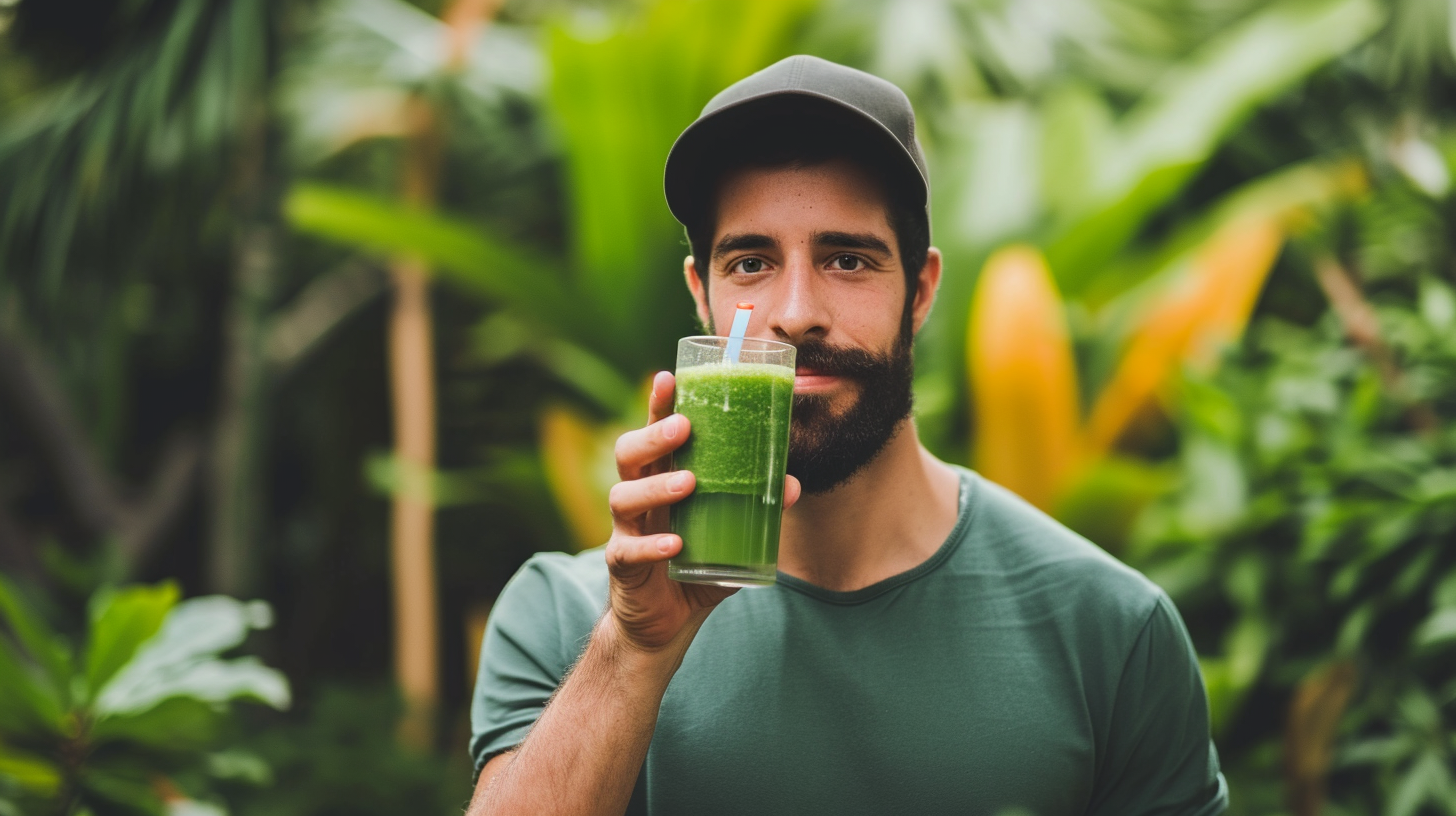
[813,231,893,257]
[712,233,776,260]
[712,231,894,261]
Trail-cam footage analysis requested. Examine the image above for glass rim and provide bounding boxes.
[679,335,796,353]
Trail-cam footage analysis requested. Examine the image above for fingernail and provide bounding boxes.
[669,471,691,493]
[663,415,681,441]
[658,536,675,554]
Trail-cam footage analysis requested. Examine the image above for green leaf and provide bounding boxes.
[78,762,164,816]
[0,0,270,291]
[1083,160,1365,307]
[0,744,62,797]
[95,596,289,718]
[1225,614,1270,691]
[1337,733,1417,767]
[1419,275,1456,330]
[1199,657,1233,735]
[284,183,578,335]
[1223,555,1265,611]
[545,0,815,367]
[470,311,637,413]
[1055,456,1176,555]
[1038,84,1113,221]
[167,799,227,816]
[1433,570,1456,608]
[1414,608,1456,650]
[85,582,180,702]
[90,697,221,751]
[1387,750,1445,816]
[1047,0,1385,292]
[205,750,272,786]
[1335,603,1374,656]
[0,634,64,737]
[0,574,71,689]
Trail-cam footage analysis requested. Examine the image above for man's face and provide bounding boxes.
[683,158,939,493]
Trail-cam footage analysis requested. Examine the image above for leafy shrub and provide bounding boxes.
[1130,255,1456,814]
[0,577,288,816]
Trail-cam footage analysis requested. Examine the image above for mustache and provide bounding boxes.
[791,338,900,379]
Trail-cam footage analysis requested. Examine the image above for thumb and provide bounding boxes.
[783,474,802,510]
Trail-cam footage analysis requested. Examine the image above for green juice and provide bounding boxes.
[669,362,795,586]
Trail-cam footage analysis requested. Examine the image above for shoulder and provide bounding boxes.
[503,547,610,603]
[488,548,610,658]
[470,549,609,770]
[952,468,1167,635]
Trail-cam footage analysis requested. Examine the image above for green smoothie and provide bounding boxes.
[670,361,795,586]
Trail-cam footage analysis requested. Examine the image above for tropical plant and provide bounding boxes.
[0,576,288,815]
[0,0,277,592]
[966,160,1362,523]
[923,0,1383,454]
[286,0,821,550]
[1129,251,1456,814]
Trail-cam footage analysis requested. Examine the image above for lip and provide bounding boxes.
[794,370,842,392]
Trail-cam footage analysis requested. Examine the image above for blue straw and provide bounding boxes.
[724,302,754,364]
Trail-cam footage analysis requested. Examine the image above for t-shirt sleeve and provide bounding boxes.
[468,554,601,772]
[1086,592,1229,816]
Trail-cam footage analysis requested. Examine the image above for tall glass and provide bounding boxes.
[668,336,796,587]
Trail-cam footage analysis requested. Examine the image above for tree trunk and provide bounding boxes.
[387,0,500,751]
[388,87,443,749]
[388,255,440,750]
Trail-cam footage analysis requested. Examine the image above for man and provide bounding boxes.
[466,55,1228,816]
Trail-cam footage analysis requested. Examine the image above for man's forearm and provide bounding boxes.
[470,613,700,816]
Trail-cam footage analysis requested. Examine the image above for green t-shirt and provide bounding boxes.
[470,468,1228,815]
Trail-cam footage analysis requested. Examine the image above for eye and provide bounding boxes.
[832,254,863,271]
[732,257,766,274]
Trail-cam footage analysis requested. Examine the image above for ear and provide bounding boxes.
[684,255,712,330]
[910,247,944,335]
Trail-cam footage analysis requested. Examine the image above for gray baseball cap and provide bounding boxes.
[663,55,929,229]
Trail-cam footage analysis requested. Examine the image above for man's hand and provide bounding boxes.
[604,370,801,653]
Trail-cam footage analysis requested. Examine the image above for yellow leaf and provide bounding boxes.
[1086,219,1282,456]
[1284,660,1359,816]
[539,405,614,551]
[968,246,1081,510]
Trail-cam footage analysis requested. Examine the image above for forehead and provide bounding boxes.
[712,158,894,243]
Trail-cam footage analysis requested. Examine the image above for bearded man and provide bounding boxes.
[465,55,1229,816]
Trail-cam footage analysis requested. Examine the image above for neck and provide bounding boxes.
[777,418,961,592]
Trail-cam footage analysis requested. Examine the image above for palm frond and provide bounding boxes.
[0,0,272,300]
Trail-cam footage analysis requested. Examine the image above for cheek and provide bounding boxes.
[836,277,906,337]
[710,303,736,334]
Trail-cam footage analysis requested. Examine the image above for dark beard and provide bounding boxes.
[787,334,914,494]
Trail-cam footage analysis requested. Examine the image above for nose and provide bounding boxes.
[765,256,830,345]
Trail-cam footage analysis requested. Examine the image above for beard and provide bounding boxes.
[786,332,915,494]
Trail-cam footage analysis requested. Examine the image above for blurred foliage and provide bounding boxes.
[6,0,1456,812]
[287,0,819,550]
[227,685,470,816]
[1124,176,1456,813]
[0,576,286,815]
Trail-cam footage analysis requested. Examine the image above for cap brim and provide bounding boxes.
[663,90,929,229]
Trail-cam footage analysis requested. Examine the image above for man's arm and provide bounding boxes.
[466,371,799,816]
[466,614,697,815]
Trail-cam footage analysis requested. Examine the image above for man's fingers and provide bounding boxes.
[604,532,681,578]
[784,474,802,510]
[647,371,675,425]
[615,414,690,479]
[610,470,695,524]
